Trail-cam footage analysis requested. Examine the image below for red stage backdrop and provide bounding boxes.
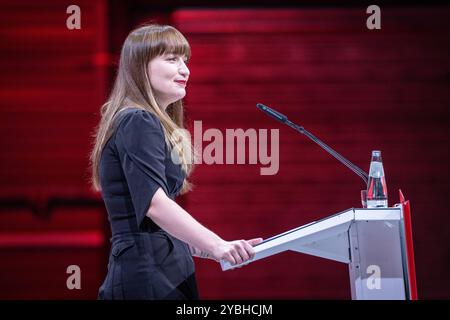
[0,1,449,299]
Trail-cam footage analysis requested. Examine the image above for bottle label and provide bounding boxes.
[368,161,385,178]
[366,199,388,208]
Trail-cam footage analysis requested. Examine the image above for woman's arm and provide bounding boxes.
[147,187,262,265]
[188,245,215,260]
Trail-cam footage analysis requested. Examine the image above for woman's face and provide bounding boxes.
[148,53,190,109]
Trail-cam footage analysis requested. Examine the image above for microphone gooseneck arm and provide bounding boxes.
[257,103,369,185]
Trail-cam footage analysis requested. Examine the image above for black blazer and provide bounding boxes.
[97,107,197,300]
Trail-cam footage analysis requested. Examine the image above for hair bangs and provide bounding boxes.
[155,27,191,59]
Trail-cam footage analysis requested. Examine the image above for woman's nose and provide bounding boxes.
[178,60,190,77]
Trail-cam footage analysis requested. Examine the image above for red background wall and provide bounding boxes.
[0,1,449,299]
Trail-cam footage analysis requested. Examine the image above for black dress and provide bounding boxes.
[97,107,199,300]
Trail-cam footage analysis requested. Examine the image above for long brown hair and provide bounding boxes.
[90,24,194,194]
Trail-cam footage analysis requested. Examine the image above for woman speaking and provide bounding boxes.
[90,24,262,300]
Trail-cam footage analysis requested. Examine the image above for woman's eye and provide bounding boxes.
[166,56,188,64]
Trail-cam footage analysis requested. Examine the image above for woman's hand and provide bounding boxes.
[211,238,263,265]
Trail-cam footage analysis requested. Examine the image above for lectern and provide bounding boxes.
[221,191,417,300]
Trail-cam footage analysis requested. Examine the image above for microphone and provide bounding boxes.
[257,103,369,184]
[256,103,288,123]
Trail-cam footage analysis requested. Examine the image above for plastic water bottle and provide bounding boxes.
[366,150,388,208]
